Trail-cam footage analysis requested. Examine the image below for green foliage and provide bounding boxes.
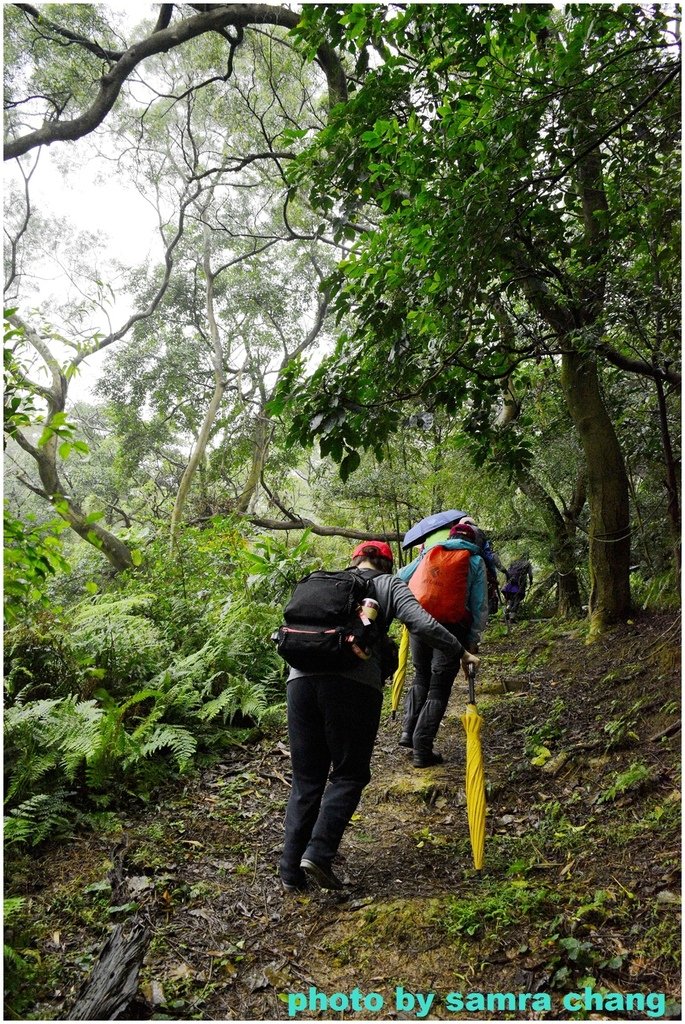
[4,613,100,705]
[602,697,648,750]
[4,895,37,1017]
[631,568,681,613]
[237,530,320,605]
[4,790,79,848]
[442,881,556,939]
[599,762,654,804]
[3,507,71,625]
[523,697,566,757]
[69,594,172,691]
[3,527,291,846]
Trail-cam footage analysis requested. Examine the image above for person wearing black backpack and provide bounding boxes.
[277,541,480,893]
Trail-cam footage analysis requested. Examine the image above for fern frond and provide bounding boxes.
[4,699,62,731]
[4,943,30,972]
[5,790,76,846]
[136,725,197,770]
[73,594,156,617]
[198,676,269,724]
[5,752,57,802]
[3,897,26,924]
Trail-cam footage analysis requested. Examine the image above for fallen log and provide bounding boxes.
[649,721,681,743]
[70,918,151,1020]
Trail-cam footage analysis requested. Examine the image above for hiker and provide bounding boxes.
[398,522,488,767]
[461,517,505,615]
[278,541,480,892]
[502,553,534,616]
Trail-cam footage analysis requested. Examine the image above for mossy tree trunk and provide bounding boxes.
[560,350,631,629]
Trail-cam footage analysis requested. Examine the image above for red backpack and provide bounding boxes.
[408,546,472,625]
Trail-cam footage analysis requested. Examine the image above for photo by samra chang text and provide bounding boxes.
[285,984,668,1019]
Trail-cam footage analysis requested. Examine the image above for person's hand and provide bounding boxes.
[461,650,480,676]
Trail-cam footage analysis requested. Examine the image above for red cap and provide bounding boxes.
[351,541,394,563]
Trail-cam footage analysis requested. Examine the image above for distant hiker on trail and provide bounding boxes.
[275,541,480,893]
[502,553,534,616]
[397,522,488,768]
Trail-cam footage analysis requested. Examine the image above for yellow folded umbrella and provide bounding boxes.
[460,666,486,870]
[390,625,410,716]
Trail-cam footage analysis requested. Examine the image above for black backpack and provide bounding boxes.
[272,568,383,673]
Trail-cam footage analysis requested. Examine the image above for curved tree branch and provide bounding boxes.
[5,5,347,160]
[246,516,402,543]
[596,341,681,387]
[14,3,126,62]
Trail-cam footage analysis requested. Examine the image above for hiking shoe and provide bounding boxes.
[300,858,344,890]
[399,732,413,748]
[412,751,444,768]
[282,879,308,894]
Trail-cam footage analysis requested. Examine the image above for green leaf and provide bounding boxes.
[339,449,361,481]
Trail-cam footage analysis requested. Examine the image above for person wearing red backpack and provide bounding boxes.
[398,522,488,767]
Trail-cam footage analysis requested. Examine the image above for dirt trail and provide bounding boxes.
[13,614,682,1021]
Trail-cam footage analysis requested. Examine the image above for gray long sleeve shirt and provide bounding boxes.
[287,571,464,693]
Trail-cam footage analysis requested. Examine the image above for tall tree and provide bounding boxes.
[277,3,680,630]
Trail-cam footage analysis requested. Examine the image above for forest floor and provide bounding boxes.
[7,612,682,1022]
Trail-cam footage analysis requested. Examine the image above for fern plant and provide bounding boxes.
[69,594,171,691]
[3,614,94,706]
[4,894,36,1016]
[4,789,79,847]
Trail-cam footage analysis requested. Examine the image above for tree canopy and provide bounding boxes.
[3,2,680,626]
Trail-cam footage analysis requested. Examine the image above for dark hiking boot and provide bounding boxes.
[282,879,308,894]
[412,750,444,768]
[280,867,309,893]
[300,858,344,890]
[399,732,413,748]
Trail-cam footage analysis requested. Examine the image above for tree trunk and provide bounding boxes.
[560,350,631,630]
[170,228,225,552]
[234,415,271,514]
[36,446,135,570]
[517,468,583,618]
[654,374,681,584]
[9,320,135,571]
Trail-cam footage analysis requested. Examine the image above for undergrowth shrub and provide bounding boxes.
[3,521,307,848]
[4,895,36,1019]
[4,597,287,845]
[4,613,93,705]
[631,568,680,612]
[69,594,171,692]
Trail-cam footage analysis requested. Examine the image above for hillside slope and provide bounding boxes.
[8,613,681,1021]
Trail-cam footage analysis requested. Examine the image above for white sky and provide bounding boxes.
[4,4,172,399]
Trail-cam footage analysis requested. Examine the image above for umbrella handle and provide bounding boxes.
[467,662,476,704]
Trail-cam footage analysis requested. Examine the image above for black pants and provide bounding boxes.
[279,675,383,886]
[403,623,468,756]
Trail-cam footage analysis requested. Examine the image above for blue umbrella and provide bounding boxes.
[402,509,468,549]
